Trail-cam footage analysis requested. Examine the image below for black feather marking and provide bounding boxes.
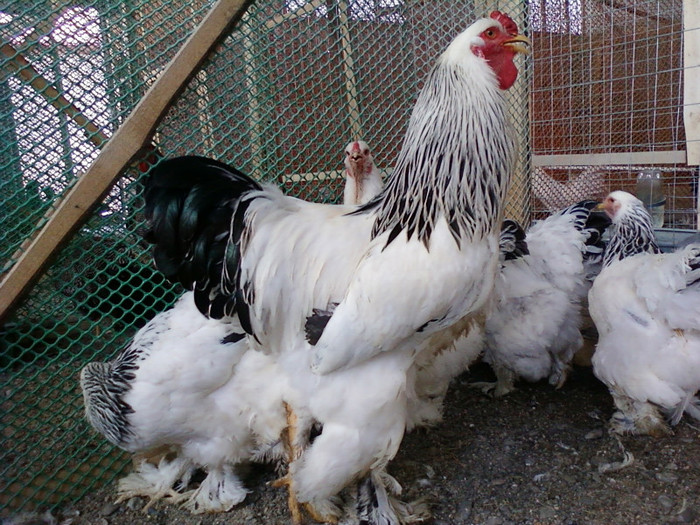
[234,289,254,335]
[625,309,648,327]
[417,313,447,333]
[357,474,380,525]
[221,332,246,344]
[383,224,404,251]
[603,200,661,267]
[305,303,339,345]
[499,219,529,260]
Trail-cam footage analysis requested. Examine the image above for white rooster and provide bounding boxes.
[80,293,288,513]
[474,201,610,397]
[342,141,484,432]
[144,12,529,524]
[589,190,700,436]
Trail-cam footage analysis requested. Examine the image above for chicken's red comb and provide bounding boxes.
[490,11,518,36]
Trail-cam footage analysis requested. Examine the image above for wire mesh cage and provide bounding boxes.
[0,0,531,514]
[0,0,696,517]
[529,0,696,228]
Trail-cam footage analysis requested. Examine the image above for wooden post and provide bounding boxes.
[337,0,364,140]
[0,0,253,323]
[685,1,699,165]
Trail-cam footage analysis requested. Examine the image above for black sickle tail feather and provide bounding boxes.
[143,155,262,328]
[499,219,529,261]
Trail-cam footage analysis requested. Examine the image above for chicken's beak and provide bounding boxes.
[594,202,606,212]
[503,34,531,55]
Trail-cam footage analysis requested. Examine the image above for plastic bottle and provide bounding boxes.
[635,170,665,228]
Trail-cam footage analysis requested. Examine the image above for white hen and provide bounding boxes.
[144,12,528,524]
[342,141,485,432]
[475,201,610,397]
[589,190,700,436]
[80,293,288,513]
[343,140,383,206]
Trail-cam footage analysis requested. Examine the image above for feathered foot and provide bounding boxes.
[272,402,338,524]
[116,455,192,511]
[182,464,248,514]
[684,396,700,422]
[548,360,571,390]
[354,470,430,525]
[609,394,671,437]
[597,433,635,474]
[471,363,516,398]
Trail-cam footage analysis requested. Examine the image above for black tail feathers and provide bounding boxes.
[143,155,261,324]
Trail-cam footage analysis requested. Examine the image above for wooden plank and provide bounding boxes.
[0,43,110,148]
[338,0,363,141]
[0,0,253,323]
[532,151,687,167]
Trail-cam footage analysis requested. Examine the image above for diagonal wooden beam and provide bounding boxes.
[0,43,110,148]
[0,0,253,323]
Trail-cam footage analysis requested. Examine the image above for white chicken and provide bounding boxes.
[80,293,288,513]
[80,140,386,516]
[343,140,383,206]
[474,201,610,397]
[342,141,484,432]
[144,12,529,524]
[589,190,700,436]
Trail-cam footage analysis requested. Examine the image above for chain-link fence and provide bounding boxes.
[530,0,696,228]
[1,0,531,514]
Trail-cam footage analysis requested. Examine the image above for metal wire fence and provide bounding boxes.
[529,0,696,227]
[0,0,531,514]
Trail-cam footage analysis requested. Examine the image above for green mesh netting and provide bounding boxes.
[2,0,529,515]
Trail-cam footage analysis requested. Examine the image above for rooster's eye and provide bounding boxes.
[484,29,495,38]
[346,151,350,156]
[363,149,369,155]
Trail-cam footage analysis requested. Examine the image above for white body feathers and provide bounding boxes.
[480,205,599,396]
[589,190,700,435]
[590,245,700,435]
[80,293,287,512]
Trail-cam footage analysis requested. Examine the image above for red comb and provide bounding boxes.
[490,11,518,36]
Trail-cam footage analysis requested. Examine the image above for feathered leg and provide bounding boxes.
[272,402,336,524]
[609,392,671,437]
[182,463,249,513]
[116,455,192,510]
[471,363,516,398]
[548,357,571,390]
[355,470,430,525]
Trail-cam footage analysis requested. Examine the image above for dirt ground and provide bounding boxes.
[7,363,700,525]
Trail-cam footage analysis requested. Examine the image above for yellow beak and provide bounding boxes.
[504,34,531,55]
[594,202,606,211]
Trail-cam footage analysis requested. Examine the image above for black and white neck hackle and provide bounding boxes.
[603,193,661,268]
[359,23,516,250]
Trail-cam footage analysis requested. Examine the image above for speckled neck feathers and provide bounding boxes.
[603,204,661,267]
[360,57,515,249]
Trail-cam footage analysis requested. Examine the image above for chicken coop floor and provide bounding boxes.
[19,363,700,525]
